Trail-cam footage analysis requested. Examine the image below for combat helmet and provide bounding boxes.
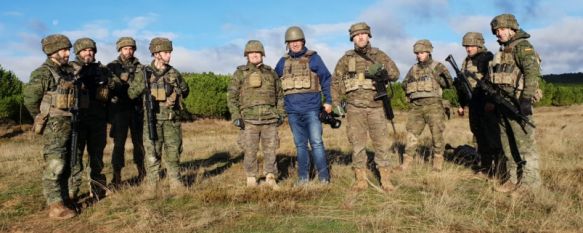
[490,14,519,34]
[73,38,97,54]
[41,34,72,55]
[462,32,485,47]
[413,39,433,53]
[116,37,136,51]
[284,26,305,42]
[349,22,372,41]
[244,40,265,56]
[149,37,173,54]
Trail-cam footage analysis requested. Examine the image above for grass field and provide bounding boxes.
[1,105,582,232]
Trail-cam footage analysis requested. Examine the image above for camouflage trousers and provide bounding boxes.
[238,123,279,177]
[346,104,392,169]
[405,98,446,156]
[143,119,183,185]
[42,116,73,205]
[498,115,541,188]
[70,116,107,198]
[110,106,145,171]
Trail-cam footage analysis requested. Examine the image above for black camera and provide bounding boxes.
[319,110,341,129]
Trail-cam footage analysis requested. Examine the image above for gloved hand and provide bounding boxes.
[367,63,384,77]
[519,98,533,116]
[233,118,245,130]
[276,115,284,127]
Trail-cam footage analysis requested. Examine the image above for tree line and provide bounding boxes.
[2,66,583,122]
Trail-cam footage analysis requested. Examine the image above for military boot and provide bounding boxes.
[137,164,147,182]
[48,202,77,220]
[352,168,368,191]
[493,181,517,193]
[379,167,395,192]
[398,154,413,171]
[112,168,122,188]
[432,154,444,171]
[265,173,280,190]
[246,177,257,187]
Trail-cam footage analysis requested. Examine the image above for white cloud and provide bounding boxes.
[530,17,583,73]
[63,20,110,41]
[3,11,23,17]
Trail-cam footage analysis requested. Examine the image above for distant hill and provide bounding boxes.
[543,72,583,84]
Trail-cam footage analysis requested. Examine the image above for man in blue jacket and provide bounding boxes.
[275,26,332,184]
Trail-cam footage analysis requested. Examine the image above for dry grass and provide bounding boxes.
[1,106,583,232]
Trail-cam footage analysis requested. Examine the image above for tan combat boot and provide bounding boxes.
[265,173,280,190]
[48,202,77,220]
[352,168,368,191]
[493,181,517,193]
[432,154,444,171]
[246,177,257,187]
[398,154,413,171]
[379,167,395,192]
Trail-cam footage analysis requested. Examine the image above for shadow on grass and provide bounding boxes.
[180,151,244,187]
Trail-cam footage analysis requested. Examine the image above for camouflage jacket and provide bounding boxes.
[69,59,120,121]
[332,44,399,108]
[24,58,74,117]
[492,29,541,100]
[227,63,284,124]
[402,57,453,102]
[107,56,143,106]
[128,61,189,121]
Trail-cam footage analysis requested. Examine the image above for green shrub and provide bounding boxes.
[182,72,230,118]
[0,66,25,121]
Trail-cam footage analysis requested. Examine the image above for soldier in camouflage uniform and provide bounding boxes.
[401,39,454,171]
[455,32,503,178]
[128,37,189,191]
[489,14,542,194]
[227,40,285,189]
[23,34,77,219]
[274,26,332,184]
[107,37,146,187]
[68,38,120,200]
[332,22,400,192]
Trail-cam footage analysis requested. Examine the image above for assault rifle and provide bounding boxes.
[70,74,82,168]
[365,68,396,133]
[143,67,158,141]
[445,55,473,106]
[445,54,535,131]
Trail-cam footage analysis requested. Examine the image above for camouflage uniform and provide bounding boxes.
[402,39,454,171]
[332,22,399,191]
[458,32,502,176]
[68,37,120,198]
[128,37,189,188]
[23,34,77,219]
[490,14,542,189]
[227,40,284,187]
[107,37,146,184]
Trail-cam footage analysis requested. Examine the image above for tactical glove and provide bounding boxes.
[519,98,533,116]
[276,115,284,127]
[233,118,245,130]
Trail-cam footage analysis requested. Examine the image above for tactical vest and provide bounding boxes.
[41,65,86,117]
[490,39,526,94]
[281,50,320,95]
[147,66,180,109]
[462,58,482,90]
[405,61,442,99]
[341,49,378,93]
[238,65,277,110]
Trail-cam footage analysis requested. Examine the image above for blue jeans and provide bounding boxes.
[287,111,330,182]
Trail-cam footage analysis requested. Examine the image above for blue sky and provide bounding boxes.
[1,0,582,81]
